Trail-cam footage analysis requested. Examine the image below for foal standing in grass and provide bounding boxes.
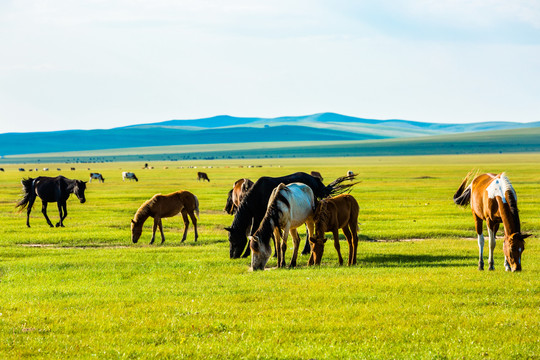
[131,191,199,244]
[308,194,359,266]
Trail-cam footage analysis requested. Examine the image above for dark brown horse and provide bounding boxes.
[16,176,87,227]
[308,194,359,266]
[453,172,530,271]
[197,172,210,182]
[224,178,254,215]
[131,190,199,244]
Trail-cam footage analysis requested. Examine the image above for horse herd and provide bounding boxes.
[15,170,529,272]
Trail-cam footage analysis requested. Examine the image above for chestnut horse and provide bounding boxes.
[131,190,199,244]
[453,172,530,271]
[249,183,316,270]
[308,194,359,266]
[224,178,254,215]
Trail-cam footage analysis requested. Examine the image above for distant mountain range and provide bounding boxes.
[1,112,539,157]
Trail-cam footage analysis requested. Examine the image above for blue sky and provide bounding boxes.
[1,0,539,133]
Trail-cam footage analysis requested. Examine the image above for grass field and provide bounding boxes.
[0,154,539,359]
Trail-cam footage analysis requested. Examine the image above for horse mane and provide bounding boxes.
[314,199,331,233]
[499,173,520,225]
[133,196,158,223]
[255,184,290,242]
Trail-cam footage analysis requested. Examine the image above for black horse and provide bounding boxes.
[225,172,357,259]
[16,176,87,227]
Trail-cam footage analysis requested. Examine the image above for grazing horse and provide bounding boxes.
[89,173,105,183]
[453,172,530,271]
[122,172,138,182]
[226,172,357,259]
[197,172,210,182]
[308,194,359,266]
[310,171,323,182]
[131,191,199,244]
[224,178,254,215]
[249,183,316,270]
[16,176,87,227]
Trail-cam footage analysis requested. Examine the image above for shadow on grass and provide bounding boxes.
[360,253,472,268]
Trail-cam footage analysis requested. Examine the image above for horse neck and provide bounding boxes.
[495,196,520,235]
[133,204,152,225]
[254,215,275,246]
[231,201,254,232]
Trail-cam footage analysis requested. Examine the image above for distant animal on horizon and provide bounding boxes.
[226,172,358,259]
[347,170,354,177]
[71,167,76,171]
[43,168,49,171]
[308,194,359,266]
[453,172,530,272]
[19,168,25,172]
[57,168,61,171]
[310,171,323,181]
[89,173,105,183]
[143,163,149,169]
[224,178,254,215]
[122,172,138,182]
[249,183,316,270]
[16,176,87,228]
[131,190,199,244]
[197,172,210,182]
[0,168,4,172]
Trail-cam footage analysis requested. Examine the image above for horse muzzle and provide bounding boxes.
[79,198,86,204]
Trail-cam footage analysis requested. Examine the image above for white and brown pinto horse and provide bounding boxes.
[89,173,105,183]
[224,178,254,215]
[249,182,316,270]
[453,172,530,271]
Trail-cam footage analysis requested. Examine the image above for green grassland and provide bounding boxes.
[0,154,539,359]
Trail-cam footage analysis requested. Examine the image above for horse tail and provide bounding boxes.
[194,195,200,219]
[453,173,472,206]
[16,177,34,210]
[324,173,359,198]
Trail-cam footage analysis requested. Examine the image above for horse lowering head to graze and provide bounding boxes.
[310,171,323,182]
[226,171,358,259]
[249,182,316,270]
[131,191,199,244]
[224,178,254,215]
[308,194,359,266]
[16,176,87,227]
[197,172,210,182]
[89,173,105,183]
[122,172,138,182]
[453,172,531,272]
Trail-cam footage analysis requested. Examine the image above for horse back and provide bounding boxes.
[471,173,501,221]
[326,194,359,229]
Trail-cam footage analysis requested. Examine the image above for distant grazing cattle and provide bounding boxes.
[197,172,210,182]
[19,168,25,172]
[43,168,49,171]
[310,171,323,181]
[71,167,76,171]
[89,173,105,183]
[0,168,4,172]
[122,172,138,182]
[28,169,33,172]
[57,168,61,171]
[347,170,354,177]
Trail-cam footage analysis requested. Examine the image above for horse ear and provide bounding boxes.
[522,233,532,240]
[131,219,136,224]
[224,227,232,232]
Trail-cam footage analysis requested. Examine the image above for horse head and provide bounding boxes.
[249,235,272,270]
[74,180,87,203]
[131,219,143,243]
[225,226,247,259]
[503,233,530,272]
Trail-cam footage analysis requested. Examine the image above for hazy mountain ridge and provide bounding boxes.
[1,112,539,156]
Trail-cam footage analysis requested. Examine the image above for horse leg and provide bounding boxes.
[349,220,359,265]
[342,226,354,266]
[305,220,315,265]
[486,220,497,271]
[150,217,159,244]
[56,202,67,227]
[180,211,190,242]
[474,215,484,270]
[41,202,54,227]
[273,227,283,268]
[158,219,166,244]
[289,228,301,268]
[26,194,36,228]
[242,216,259,258]
[332,229,343,266]
[188,211,198,242]
[280,225,290,268]
[301,223,311,255]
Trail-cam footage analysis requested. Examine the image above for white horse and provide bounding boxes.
[249,182,316,270]
[122,172,138,182]
[89,173,105,183]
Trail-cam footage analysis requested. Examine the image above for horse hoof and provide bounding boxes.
[488,266,495,271]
